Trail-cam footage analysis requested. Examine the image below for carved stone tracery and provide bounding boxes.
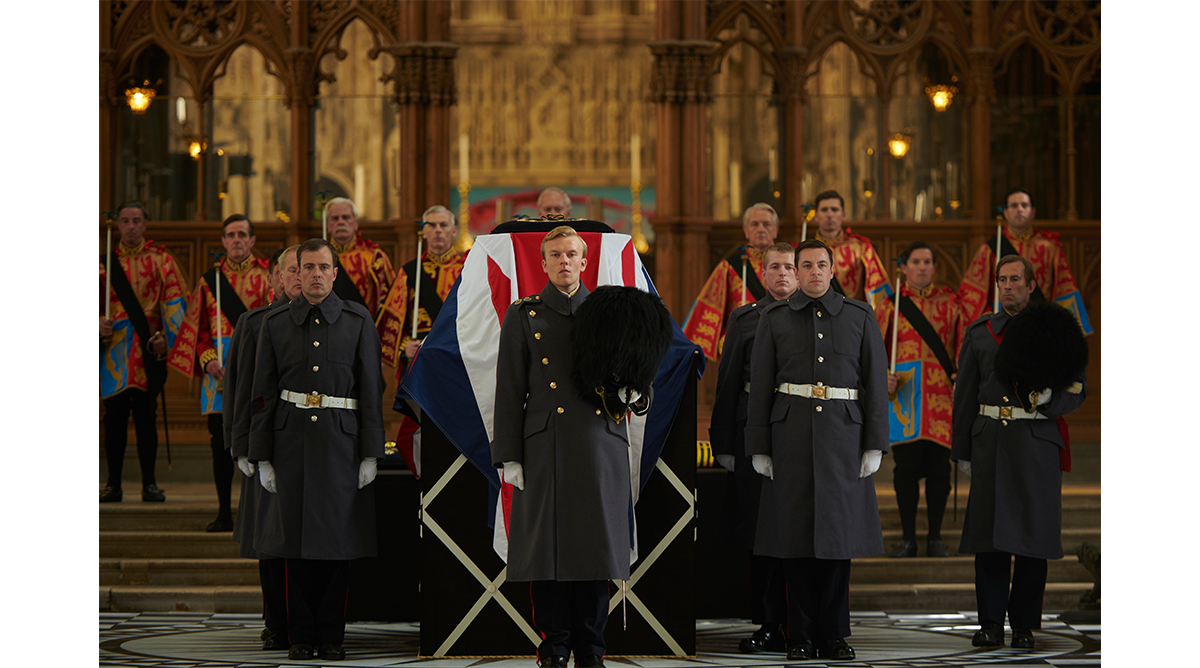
[648,40,719,105]
[379,42,460,106]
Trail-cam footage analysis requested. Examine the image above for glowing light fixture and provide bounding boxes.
[925,77,959,112]
[888,133,912,158]
[125,80,157,114]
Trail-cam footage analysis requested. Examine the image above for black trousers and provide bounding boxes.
[260,558,288,634]
[284,559,349,646]
[781,558,851,645]
[103,389,159,489]
[974,551,1047,630]
[750,553,787,626]
[891,440,951,541]
[530,580,610,659]
[207,414,234,518]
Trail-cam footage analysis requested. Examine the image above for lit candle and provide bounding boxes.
[768,149,777,183]
[631,134,641,185]
[459,134,469,185]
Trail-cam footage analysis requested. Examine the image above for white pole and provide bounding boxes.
[741,253,748,304]
[993,223,1002,313]
[322,203,328,241]
[412,235,423,341]
[801,221,807,242]
[215,262,223,368]
[105,224,112,320]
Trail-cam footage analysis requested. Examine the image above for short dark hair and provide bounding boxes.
[764,242,796,260]
[222,213,255,237]
[795,239,833,266]
[900,240,936,264]
[268,247,287,273]
[1004,188,1034,208]
[116,201,149,221]
[297,238,339,269]
[996,254,1035,285]
[814,189,844,210]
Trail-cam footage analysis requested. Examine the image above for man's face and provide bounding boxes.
[538,191,571,218]
[762,250,798,300]
[743,209,778,251]
[221,220,256,263]
[116,207,147,247]
[541,236,587,293]
[327,202,359,245]
[796,248,833,299]
[996,261,1035,314]
[815,197,846,239]
[1003,192,1035,234]
[280,251,303,300]
[422,210,457,255]
[299,247,338,304]
[901,248,936,291]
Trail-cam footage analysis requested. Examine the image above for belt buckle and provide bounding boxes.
[811,385,826,399]
[305,391,322,408]
[999,406,1012,419]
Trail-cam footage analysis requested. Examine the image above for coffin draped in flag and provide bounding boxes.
[397,228,702,562]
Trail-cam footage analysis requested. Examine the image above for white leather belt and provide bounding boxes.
[979,404,1045,420]
[281,389,359,410]
[776,383,858,400]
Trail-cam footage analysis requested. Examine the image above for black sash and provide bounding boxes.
[333,269,368,310]
[722,247,766,301]
[997,235,1048,304]
[104,252,167,395]
[402,257,445,329]
[202,266,250,328]
[892,291,956,380]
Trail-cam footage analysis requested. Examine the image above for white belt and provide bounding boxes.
[280,389,359,410]
[979,404,1045,420]
[776,383,858,400]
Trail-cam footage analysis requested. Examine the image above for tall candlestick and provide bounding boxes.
[459,133,469,185]
[105,223,112,320]
[768,148,777,183]
[631,134,641,185]
[730,162,741,218]
[890,276,901,374]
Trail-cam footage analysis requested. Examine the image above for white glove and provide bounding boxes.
[1033,388,1053,406]
[503,461,525,490]
[237,456,255,477]
[716,454,736,472]
[958,460,971,477]
[859,450,883,478]
[258,461,277,493]
[358,457,378,489]
[751,454,774,480]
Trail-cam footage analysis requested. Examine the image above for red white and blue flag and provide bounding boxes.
[397,230,702,562]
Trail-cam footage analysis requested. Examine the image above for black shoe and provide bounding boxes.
[1011,628,1034,649]
[738,624,787,653]
[317,643,345,660]
[972,622,1004,647]
[142,484,166,502]
[818,638,855,660]
[887,539,917,558]
[260,628,288,650]
[538,656,567,668]
[206,517,234,532]
[927,538,950,558]
[575,655,603,668]
[100,487,123,503]
[786,642,813,660]
[287,643,313,660]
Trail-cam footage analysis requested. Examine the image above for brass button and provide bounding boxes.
[311,415,318,422]
[1002,420,1008,426]
[542,358,549,365]
[312,365,319,372]
[557,407,564,414]
[534,332,542,340]
[1003,395,1009,402]
[596,409,602,415]
[816,406,823,412]
[818,356,824,363]
[818,333,824,339]
[529,310,536,317]
[817,311,823,317]
[550,382,557,389]
[512,299,520,306]
[315,318,320,324]
[313,341,320,347]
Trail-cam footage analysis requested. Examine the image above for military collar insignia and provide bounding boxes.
[290,289,344,324]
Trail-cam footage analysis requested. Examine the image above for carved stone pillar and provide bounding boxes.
[967,1,994,235]
[100,47,117,213]
[284,44,316,245]
[781,45,807,236]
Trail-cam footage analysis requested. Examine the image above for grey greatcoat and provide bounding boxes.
[223,298,285,560]
[744,289,888,560]
[490,282,632,582]
[951,311,1087,560]
[248,291,384,560]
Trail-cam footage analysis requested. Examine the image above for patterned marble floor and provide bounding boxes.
[99,612,1099,667]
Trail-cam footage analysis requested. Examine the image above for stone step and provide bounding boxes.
[100,505,239,532]
[850,555,1095,585]
[100,559,259,587]
[101,532,241,559]
[879,528,1100,555]
[99,582,1096,615]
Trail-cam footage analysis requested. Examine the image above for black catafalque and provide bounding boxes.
[995,301,1089,411]
[570,285,673,422]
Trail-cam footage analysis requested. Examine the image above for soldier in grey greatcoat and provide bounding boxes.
[952,255,1087,650]
[491,226,628,668]
[249,238,384,662]
[710,242,798,654]
[745,239,888,662]
[222,245,299,650]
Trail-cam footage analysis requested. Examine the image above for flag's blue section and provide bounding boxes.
[887,360,923,444]
[1054,290,1093,335]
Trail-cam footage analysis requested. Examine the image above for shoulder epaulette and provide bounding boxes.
[965,313,994,330]
[842,296,873,313]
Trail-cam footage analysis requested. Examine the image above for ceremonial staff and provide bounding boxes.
[889,275,901,374]
[993,222,1002,313]
[317,191,330,241]
[104,211,115,320]
[741,253,748,305]
[411,222,423,345]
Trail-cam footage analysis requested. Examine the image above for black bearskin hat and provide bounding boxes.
[995,301,1088,411]
[571,285,673,419]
